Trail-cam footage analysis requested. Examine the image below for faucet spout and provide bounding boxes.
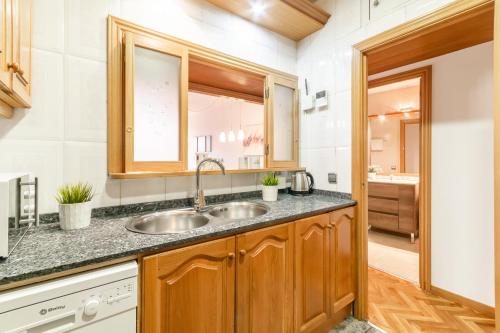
[194,158,226,212]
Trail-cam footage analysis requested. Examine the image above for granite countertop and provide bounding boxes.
[0,193,355,286]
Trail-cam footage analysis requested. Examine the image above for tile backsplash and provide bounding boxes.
[0,0,297,214]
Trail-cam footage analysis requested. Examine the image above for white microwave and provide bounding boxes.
[0,173,38,258]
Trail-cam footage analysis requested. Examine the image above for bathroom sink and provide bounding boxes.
[126,210,210,234]
[208,202,269,220]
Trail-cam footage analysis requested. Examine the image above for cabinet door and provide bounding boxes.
[294,214,331,333]
[124,31,188,173]
[266,75,298,168]
[10,0,30,106]
[330,207,355,312]
[236,223,294,333]
[143,237,235,333]
[0,0,11,92]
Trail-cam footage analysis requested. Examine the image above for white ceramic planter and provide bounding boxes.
[262,185,278,202]
[59,201,92,230]
[368,172,377,180]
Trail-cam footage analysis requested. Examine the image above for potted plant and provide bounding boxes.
[262,173,279,202]
[56,182,94,230]
[368,166,377,180]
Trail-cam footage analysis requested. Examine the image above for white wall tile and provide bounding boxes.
[121,178,166,205]
[405,0,455,20]
[231,174,257,193]
[0,140,63,213]
[333,0,362,39]
[165,176,195,200]
[65,0,120,61]
[201,174,231,196]
[33,0,65,53]
[64,56,107,142]
[0,49,64,140]
[334,146,351,193]
[63,142,120,208]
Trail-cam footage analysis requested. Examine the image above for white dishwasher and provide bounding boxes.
[0,261,137,333]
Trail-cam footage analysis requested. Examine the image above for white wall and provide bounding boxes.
[0,0,297,213]
[297,0,455,192]
[370,42,495,306]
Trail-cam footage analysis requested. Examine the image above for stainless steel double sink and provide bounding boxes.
[125,201,269,235]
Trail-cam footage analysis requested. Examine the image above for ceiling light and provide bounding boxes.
[378,115,386,121]
[250,1,266,16]
[228,130,236,142]
[399,107,413,113]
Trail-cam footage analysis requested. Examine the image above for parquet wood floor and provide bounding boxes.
[368,268,495,333]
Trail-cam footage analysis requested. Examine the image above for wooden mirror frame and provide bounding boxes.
[107,16,301,179]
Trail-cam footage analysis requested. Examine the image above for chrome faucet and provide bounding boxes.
[194,158,226,211]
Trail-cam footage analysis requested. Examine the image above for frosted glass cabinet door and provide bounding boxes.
[134,46,180,161]
[268,77,298,167]
[124,32,188,172]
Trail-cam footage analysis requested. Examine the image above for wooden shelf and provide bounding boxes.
[205,0,331,41]
[109,167,305,179]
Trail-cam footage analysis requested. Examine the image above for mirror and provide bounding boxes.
[188,92,265,170]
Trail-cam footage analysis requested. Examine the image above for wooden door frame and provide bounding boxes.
[400,118,420,173]
[351,0,496,320]
[368,67,431,292]
[494,0,500,328]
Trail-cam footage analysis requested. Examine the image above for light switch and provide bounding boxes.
[328,173,337,184]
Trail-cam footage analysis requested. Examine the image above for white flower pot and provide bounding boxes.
[368,172,377,180]
[262,185,278,202]
[59,201,92,230]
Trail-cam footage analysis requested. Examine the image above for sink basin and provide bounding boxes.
[208,202,269,220]
[126,210,210,234]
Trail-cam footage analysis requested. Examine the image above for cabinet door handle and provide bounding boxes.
[326,224,333,229]
[239,249,247,256]
[227,252,235,259]
[7,62,19,72]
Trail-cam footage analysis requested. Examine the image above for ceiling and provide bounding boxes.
[368,78,420,95]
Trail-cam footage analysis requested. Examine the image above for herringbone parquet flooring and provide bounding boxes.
[368,268,495,333]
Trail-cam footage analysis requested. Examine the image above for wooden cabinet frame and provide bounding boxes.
[108,16,301,178]
[266,75,299,169]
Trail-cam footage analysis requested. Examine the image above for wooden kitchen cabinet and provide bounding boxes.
[294,214,331,333]
[330,207,355,313]
[10,0,31,105]
[0,0,30,118]
[236,223,294,333]
[142,208,356,333]
[142,236,235,333]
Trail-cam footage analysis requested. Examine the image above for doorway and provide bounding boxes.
[350,0,496,325]
[366,67,429,287]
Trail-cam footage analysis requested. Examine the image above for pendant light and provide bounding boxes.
[228,98,236,142]
[237,100,245,141]
[219,98,227,143]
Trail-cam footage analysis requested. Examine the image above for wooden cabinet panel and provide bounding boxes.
[236,223,294,333]
[143,237,235,333]
[368,182,399,199]
[294,214,330,333]
[368,211,399,230]
[368,197,398,214]
[0,0,11,92]
[10,0,30,106]
[330,207,355,312]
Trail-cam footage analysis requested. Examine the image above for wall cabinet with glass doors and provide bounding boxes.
[108,16,300,178]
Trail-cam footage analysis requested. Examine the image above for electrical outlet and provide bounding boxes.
[328,173,337,184]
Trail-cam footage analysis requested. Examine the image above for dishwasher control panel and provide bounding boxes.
[1,277,137,333]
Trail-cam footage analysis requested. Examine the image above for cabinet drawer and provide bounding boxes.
[368,197,398,214]
[368,182,399,199]
[368,211,398,231]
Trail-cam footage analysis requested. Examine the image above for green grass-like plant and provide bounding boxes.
[56,182,95,204]
[262,173,279,186]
